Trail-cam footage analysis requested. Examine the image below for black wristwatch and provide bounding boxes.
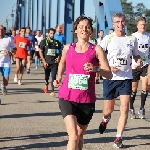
[97,67,101,72]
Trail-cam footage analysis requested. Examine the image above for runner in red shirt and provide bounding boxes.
[14,27,30,85]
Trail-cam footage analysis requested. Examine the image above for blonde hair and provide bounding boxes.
[136,17,146,25]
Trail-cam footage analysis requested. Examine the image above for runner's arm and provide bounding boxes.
[57,44,69,79]
[132,38,142,64]
[95,45,112,79]
[39,40,46,63]
[57,41,62,62]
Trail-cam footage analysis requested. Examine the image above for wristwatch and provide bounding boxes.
[97,67,101,72]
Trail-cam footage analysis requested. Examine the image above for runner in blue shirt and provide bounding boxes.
[54,25,66,51]
[25,26,35,74]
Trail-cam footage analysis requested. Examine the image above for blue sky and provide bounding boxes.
[0,0,149,29]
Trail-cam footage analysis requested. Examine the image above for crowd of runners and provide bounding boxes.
[0,12,150,149]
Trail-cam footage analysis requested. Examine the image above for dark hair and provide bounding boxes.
[109,28,114,31]
[3,27,6,30]
[98,30,104,33]
[20,27,26,31]
[74,16,93,32]
[48,28,55,34]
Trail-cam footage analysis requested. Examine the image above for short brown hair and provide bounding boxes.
[26,26,31,30]
[136,17,146,25]
[74,16,93,32]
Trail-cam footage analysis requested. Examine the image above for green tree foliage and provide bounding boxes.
[121,0,150,34]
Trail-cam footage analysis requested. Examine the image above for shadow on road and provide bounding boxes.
[0,112,61,119]
[0,131,150,149]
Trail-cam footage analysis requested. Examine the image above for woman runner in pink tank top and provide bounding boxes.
[54,16,112,150]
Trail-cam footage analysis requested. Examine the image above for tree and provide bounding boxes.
[121,0,136,34]
[134,3,146,19]
[121,0,150,33]
[144,9,150,31]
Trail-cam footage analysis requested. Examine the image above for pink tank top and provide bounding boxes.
[58,43,97,103]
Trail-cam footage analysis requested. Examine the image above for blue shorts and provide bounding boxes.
[0,67,10,77]
[103,79,132,100]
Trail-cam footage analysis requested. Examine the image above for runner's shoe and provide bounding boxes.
[50,92,55,97]
[96,79,100,84]
[1,85,7,96]
[113,137,124,148]
[99,116,111,134]
[18,80,22,85]
[14,75,18,83]
[130,109,136,119]
[138,108,145,119]
[44,85,48,93]
[27,69,30,74]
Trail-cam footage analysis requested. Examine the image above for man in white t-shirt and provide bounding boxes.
[35,30,43,69]
[0,25,16,95]
[130,17,150,119]
[99,13,142,148]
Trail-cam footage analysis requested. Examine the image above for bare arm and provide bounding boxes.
[57,44,69,79]
[39,49,46,63]
[95,45,112,79]
[147,65,150,85]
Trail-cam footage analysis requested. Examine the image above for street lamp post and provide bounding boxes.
[19,0,31,27]
[11,3,17,28]
[5,19,8,31]
[5,14,11,32]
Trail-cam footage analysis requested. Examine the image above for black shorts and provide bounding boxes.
[28,50,35,58]
[35,51,40,58]
[16,58,23,61]
[59,98,95,125]
[132,64,148,82]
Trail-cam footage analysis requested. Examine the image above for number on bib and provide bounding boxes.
[113,58,127,67]
[68,74,90,90]
[47,49,56,56]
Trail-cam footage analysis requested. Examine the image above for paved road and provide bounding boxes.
[0,65,150,150]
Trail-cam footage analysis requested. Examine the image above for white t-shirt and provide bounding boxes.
[100,32,138,80]
[97,38,103,46]
[0,37,16,67]
[35,36,43,51]
[132,32,150,69]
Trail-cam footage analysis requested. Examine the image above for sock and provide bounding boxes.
[1,83,4,88]
[140,91,148,110]
[103,116,111,122]
[35,60,38,67]
[130,91,136,109]
[37,59,40,65]
[116,134,122,138]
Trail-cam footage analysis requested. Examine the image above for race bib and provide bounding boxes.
[113,58,127,67]
[19,42,26,48]
[47,49,56,56]
[68,74,90,90]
